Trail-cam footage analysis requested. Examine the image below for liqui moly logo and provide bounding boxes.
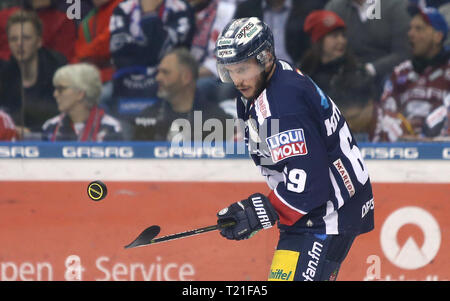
[266,129,308,163]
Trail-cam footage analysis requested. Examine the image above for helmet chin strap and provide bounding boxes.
[264,58,276,83]
[252,57,276,101]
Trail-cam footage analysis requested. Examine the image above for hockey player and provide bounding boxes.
[214,17,374,281]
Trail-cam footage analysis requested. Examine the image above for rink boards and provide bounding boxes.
[0,142,449,281]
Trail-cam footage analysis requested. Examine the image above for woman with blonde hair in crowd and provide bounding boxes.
[42,63,124,141]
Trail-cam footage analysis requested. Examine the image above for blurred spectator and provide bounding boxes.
[299,10,377,140]
[409,0,449,9]
[109,0,196,121]
[0,57,5,72]
[0,110,17,141]
[73,0,123,111]
[0,1,17,9]
[234,0,328,65]
[0,0,77,62]
[0,9,66,135]
[133,48,233,141]
[189,0,236,79]
[73,0,122,83]
[0,6,22,61]
[373,6,449,142]
[188,0,239,104]
[42,63,124,141]
[409,0,450,47]
[438,2,450,47]
[325,0,412,95]
[56,0,96,25]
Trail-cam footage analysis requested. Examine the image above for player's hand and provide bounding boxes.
[217,193,278,240]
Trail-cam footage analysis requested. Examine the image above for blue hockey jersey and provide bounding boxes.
[237,60,374,235]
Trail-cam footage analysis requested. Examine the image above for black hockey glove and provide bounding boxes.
[217,193,278,240]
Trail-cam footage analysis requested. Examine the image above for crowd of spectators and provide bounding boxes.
[0,0,448,142]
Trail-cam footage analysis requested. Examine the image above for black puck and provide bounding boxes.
[87,180,107,201]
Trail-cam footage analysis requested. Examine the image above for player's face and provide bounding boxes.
[321,29,347,64]
[8,22,42,63]
[408,15,441,58]
[225,58,265,100]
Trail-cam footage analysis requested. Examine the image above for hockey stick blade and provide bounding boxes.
[124,225,161,249]
[124,221,235,249]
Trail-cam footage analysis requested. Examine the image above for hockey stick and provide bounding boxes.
[124,221,236,249]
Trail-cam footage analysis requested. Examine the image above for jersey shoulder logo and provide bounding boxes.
[255,90,271,124]
[265,129,308,163]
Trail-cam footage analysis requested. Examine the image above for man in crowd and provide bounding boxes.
[0,0,77,62]
[374,6,449,141]
[0,9,66,136]
[133,48,233,142]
